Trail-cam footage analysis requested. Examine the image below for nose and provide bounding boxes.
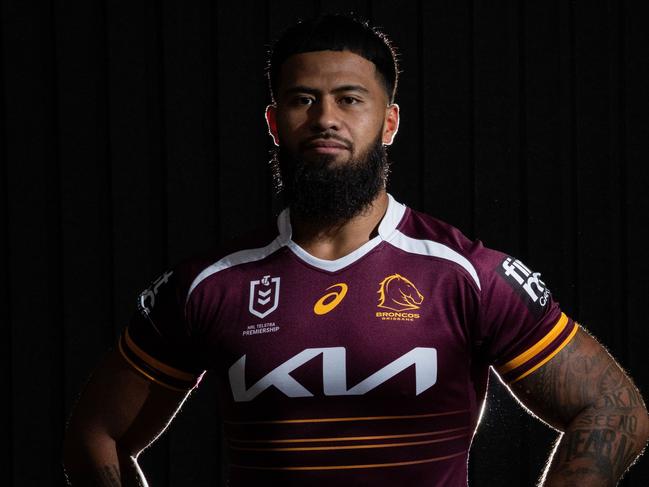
[309,97,340,132]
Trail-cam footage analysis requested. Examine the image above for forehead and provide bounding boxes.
[277,50,382,94]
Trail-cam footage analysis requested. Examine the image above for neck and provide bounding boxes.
[290,191,389,260]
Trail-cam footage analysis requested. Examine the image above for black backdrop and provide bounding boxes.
[2,0,648,485]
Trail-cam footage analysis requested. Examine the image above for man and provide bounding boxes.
[63,15,649,486]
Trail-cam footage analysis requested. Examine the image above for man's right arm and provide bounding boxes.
[63,349,193,486]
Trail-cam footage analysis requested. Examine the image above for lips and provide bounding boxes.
[306,139,348,148]
[302,138,351,153]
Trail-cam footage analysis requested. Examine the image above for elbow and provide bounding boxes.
[624,397,649,451]
[640,407,649,448]
[62,428,88,473]
[62,431,143,486]
[115,438,143,462]
[62,426,122,476]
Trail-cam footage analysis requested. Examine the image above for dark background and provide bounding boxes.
[2,0,648,485]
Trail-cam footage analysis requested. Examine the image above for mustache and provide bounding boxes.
[299,132,353,151]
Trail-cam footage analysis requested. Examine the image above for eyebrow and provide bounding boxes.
[282,84,370,96]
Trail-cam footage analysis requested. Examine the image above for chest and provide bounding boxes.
[199,249,478,410]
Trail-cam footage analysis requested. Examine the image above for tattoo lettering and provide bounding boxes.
[576,414,638,435]
[595,386,643,410]
[619,415,638,435]
[564,428,616,463]
[561,427,637,478]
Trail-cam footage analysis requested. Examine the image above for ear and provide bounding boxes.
[382,103,400,146]
[265,104,280,146]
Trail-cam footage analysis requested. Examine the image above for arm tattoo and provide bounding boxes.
[98,465,122,486]
[510,329,649,486]
[68,464,122,486]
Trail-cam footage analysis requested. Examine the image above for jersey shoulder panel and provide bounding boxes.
[389,207,483,291]
[468,244,577,383]
[392,206,577,383]
[396,208,476,253]
[392,207,524,292]
[185,226,286,307]
[120,224,283,391]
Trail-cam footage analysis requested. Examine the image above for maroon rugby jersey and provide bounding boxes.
[120,194,578,486]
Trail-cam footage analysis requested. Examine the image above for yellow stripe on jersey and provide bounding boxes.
[230,432,470,452]
[123,328,196,382]
[230,450,467,471]
[498,312,569,374]
[510,323,579,384]
[117,339,189,392]
[223,409,470,425]
[228,426,470,444]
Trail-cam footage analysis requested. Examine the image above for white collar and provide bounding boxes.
[276,193,407,272]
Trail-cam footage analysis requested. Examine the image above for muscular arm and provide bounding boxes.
[509,327,649,486]
[63,349,192,486]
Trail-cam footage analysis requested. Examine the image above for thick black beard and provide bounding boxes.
[270,135,390,225]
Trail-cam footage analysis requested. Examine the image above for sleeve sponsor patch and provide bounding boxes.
[495,256,551,317]
[138,270,174,315]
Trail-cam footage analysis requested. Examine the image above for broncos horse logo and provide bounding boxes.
[377,274,424,312]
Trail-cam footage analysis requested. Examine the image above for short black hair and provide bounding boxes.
[267,14,399,105]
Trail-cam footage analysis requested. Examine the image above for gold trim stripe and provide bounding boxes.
[511,323,579,384]
[498,313,569,374]
[230,450,467,471]
[230,432,470,452]
[124,328,196,382]
[228,426,470,444]
[118,340,189,392]
[224,409,469,425]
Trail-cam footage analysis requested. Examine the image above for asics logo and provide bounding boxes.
[313,283,348,315]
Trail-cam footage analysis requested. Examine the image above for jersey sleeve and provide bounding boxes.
[475,249,579,384]
[118,267,206,391]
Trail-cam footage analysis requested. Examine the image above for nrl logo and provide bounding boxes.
[249,275,280,319]
[377,273,424,312]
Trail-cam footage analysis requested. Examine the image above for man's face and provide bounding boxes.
[267,50,398,165]
[265,50,399,222]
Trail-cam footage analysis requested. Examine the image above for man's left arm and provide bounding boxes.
[508,326,649,486]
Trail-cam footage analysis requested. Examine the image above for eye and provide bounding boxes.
[292,96,314,106]
[340,96,360,105]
